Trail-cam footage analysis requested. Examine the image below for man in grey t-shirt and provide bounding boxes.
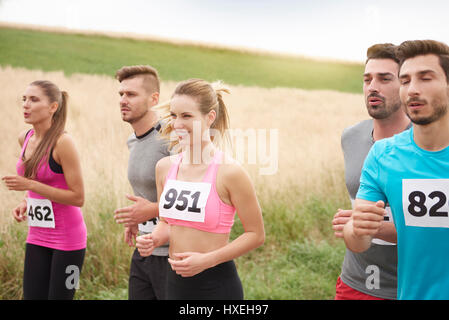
[332,44,410,299]
[113,65,169,300]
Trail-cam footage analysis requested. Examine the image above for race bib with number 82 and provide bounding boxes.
[402,179,449,228]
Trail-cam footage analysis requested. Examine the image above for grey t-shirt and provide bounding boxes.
[340,119,403,299]
[127,122,170,256]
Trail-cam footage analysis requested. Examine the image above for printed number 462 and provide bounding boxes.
[28,205,53,221]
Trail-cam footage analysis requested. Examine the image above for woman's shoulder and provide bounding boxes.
[157,154,175,167]
[156,154,177,176]
[218,153,250,183]
[54,132,76,149]
[18,129,32,147]
[52,132,79,163]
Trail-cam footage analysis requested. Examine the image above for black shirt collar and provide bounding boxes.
[135,123,161,140]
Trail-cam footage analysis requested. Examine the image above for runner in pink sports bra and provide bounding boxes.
[17,129,87,251]
[160,150,236,233]
[136,79,265,300]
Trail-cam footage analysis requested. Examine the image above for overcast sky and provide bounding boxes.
[1,0,448,62]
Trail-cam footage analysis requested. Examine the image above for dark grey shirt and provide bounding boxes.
[127,122,170,256]
[340,119,403,299]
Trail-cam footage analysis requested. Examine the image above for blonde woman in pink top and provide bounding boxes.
[2,80,86,300]
[136,79,265,299]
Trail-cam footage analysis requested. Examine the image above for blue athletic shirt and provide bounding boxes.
[357,126,449,300]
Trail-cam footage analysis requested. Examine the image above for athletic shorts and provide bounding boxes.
[166,260,244,300]
[129,248,168,300]
[335,276,387,300]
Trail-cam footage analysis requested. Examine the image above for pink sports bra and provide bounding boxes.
[159,151,236,234]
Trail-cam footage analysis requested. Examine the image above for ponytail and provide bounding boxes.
[210,81,231,148]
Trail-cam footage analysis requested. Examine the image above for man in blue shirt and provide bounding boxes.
[344,39,449,300]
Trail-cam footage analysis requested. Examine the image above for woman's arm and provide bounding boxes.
[11,130,31,222]
[4,134,84,207]
[136,219,170,256]
[151,157,172,246]
[169,163,265,277]
[208,164,265,264]
[136,156,172,256]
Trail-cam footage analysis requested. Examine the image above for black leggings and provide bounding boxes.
[166,260,244,300]
[23,243,85,300]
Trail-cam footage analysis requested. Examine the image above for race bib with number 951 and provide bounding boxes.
[27,197,55,228]
[402,179,449,228]
[159,179,211,222]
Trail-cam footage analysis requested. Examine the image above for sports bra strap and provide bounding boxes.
[20,129,34,159]
[166,153,183,180]
[165,151,223,182]
[202,151,223,183]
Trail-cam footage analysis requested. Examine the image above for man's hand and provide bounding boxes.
[332,209,352,238]
[114,194,157,227]
[124,224,138,247]
[352,200,386,237]
[343,200,387,253]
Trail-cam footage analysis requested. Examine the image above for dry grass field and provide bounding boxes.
[0,66,367,299]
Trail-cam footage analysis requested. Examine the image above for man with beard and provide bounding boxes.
[333,43,410,300]
[113,65,169,300]
[344,39,449,299]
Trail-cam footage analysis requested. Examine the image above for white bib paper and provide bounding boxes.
[27,197,55,228]
[159,179,211,222]
[402,179,449,228]
[138,218,158,234]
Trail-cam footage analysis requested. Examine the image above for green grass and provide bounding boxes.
[0,191,347,300]
[0,26,364,93]
[239,240,345,299]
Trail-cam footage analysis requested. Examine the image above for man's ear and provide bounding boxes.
[150,92,160,106]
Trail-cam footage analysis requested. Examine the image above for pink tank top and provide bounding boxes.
[16,130,87,251]
[159,151,236,234]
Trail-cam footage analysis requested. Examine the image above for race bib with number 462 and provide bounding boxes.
[159,179,211,223]
[402,179,449,228]
[27,197,55,228]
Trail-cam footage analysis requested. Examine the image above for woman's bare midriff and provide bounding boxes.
[169,225,230,259]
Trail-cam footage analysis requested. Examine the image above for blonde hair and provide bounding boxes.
[154,79,231,151]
